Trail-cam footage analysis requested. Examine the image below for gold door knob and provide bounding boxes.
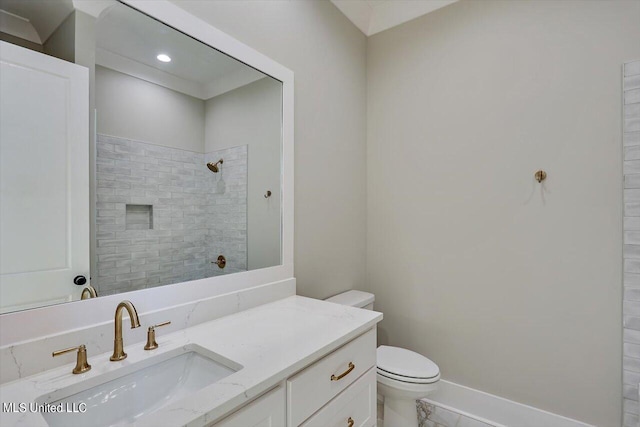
[52,344,91,374]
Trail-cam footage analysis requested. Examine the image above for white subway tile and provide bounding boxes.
[624,412,639,427]
[626,259,640,273]
[622,343,640,360]
[625,132,640,147]
[625,218,640,230]
[626,61,640,77]
[625,328,640,345]
[624,369,640,385]
[624,398,639,415]
[625,356,640,372]
[625,288,640,303]
[626,232,640,245]
[626,89,640,105]
[625,383,639,401]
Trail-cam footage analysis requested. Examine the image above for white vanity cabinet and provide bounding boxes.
[212,328,377,427]
[287,329,376,426]
[300,368,376,427]
[211,386,286,427]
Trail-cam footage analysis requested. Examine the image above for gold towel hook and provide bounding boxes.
[534,170,547,183]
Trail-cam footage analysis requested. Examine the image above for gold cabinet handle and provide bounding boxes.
[331,362,355,381]
[347,417,354,427]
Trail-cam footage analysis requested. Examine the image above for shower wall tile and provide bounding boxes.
[626,89,640,105]
[624,412,639,427]
[626,61,640,77]
[95,134,247,295]
[625,146,640,160]
[205,145,248,277]
[625,174,640,189]
[624,132,640,147]
[625,343,640,360]
[623,60,640,425]
[625,356,640,372]
[625,287,640,301]
[625,383,639,401]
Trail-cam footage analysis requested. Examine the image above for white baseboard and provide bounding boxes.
[420,380,593,427]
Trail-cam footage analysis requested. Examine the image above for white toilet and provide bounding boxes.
[326,290,440,427]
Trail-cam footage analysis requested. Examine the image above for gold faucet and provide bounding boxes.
[110,300,141,361]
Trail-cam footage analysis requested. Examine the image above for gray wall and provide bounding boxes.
[95,65,205,152]
[43,12,75,63]
[205,77,282,270]
[172,0,368,299]
[0,32,43,52]
[366,1,640,426]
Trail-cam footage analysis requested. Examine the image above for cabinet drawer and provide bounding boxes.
[211,386,285,427]
[301,368,376,427]
[287,328,376,426]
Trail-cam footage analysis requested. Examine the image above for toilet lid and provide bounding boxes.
[377,346,440,380]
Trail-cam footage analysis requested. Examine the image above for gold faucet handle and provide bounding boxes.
[144,321,171,350]
[52,344,91,374]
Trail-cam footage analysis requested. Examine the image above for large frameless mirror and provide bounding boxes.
[0,0,283,313]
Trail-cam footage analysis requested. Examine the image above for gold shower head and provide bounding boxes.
[207,159,223,173]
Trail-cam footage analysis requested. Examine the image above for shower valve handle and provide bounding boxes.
[211,255,226,269]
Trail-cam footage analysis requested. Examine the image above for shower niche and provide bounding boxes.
[125,204,153,230]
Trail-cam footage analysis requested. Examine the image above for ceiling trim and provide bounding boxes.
[330,0,458,36]
[96,47,266,100]
[0,9,41,44]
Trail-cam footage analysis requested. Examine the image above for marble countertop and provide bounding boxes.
[0,295,382,427]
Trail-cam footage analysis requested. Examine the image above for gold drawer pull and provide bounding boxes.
[331,362,355,381]
[347,417,354,427]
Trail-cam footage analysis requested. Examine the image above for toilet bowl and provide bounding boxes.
[325,291,440,427]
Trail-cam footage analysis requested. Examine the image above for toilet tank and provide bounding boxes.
[325,290,375,310]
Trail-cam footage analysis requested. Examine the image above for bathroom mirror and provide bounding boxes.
[0,0,290,314]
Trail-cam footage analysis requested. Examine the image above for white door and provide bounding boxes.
[0,41,89,313]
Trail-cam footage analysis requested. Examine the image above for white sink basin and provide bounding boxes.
[36,345,241,427]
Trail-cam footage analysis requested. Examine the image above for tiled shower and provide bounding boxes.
[94,134,247,296]
[623,59,640,427]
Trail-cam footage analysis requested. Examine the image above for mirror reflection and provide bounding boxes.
[0,1,283,313]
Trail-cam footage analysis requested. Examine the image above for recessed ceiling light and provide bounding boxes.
[156,54,171,63]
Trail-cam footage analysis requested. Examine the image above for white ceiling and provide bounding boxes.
[96,3,267,100]
[0,0,268,100]
[330,0,458,36]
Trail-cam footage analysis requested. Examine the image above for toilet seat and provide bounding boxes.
[377,368,440,384]
[376,346,440,384]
